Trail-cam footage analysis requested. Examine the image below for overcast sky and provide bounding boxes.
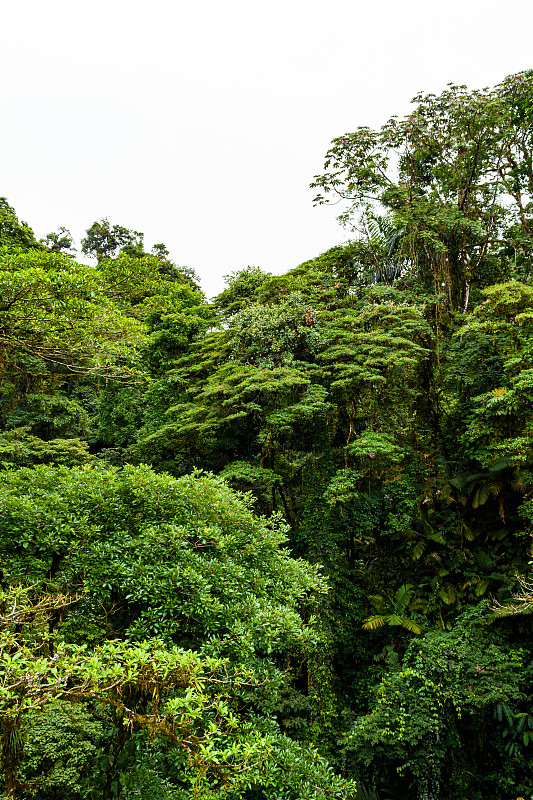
[2,0,531,297]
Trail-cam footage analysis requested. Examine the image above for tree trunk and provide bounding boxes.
[2,719,21,800]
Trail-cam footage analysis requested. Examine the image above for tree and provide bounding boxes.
[0,246,206,394]
[151,243,201,289]
[41,227,75,256]
[5,100,533,796]
[311,70,533,309]
[214,267,272,316]
[0,247,146,390]
[362,584,424,634]
[0,464,354,800]
[0,587,227,799]
[81,218,145,262]
[0,199,41,252]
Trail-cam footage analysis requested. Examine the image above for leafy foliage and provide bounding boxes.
[311,70,533,309]
[2,69,533,798]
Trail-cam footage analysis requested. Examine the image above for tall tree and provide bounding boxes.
[311,70,533,309]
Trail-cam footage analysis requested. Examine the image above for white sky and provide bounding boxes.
[1,0,531,297]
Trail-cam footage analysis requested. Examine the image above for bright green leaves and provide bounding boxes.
[0,465,346,799]
[0,585,300,800]
[0,247,145,380]
[318,297,432,405]
[0,464,324,655]
[214,266,273,316]
[474,281,533,320]
[347,432,404,465]
[0,427,94,468]
[0,585,210,721]
[0,198,41,251]
[452,282,533,470]
[0,245,210,386]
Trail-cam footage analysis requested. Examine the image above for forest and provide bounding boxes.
[1,69,533,800]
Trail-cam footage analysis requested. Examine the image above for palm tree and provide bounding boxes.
[362,584,424,634]
[362,213,409,285]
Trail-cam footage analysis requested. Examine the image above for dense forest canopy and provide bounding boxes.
[1,69,533,800]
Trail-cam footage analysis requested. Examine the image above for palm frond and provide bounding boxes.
[362,615,386,630]
[355,784,380,800]
[393,584,414,616]
[399,617,424,634]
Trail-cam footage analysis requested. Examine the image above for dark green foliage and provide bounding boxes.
[19,702,106,799]
[6,393,90,439]
[344,610,529,799]
[214,266,272,315]
[41,227,75,255]
[81,218,145,262]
